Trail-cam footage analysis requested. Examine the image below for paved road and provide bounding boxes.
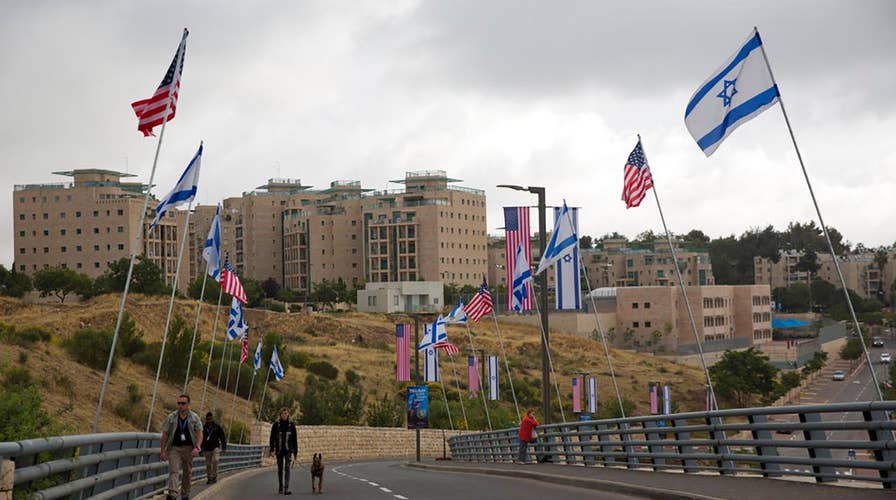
[204,460,643,500]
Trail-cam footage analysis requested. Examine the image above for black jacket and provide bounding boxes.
[201,422,227,452]
[269,419,298,456]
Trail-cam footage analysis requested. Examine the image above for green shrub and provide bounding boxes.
[64,327,117,371]
[5,366,34,391]
[229,420,251,444]
[288,350,312,368]
[2,324,52,347]
[366,392,403,427]
[114,383,148,428]
[261,299,286,313]
[307,360,339,380]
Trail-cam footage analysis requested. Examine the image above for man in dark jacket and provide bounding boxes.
[201,412,227,484]
[269,407,298,495]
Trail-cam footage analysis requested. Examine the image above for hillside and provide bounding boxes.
[0,294,708,436]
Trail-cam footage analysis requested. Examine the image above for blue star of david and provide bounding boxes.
[716,79,738,107]
[562,254,573,263]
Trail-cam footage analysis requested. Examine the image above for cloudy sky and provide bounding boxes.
[2,1,895,267]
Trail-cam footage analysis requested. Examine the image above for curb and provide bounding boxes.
[405,462,720,500]
[192,465,274,500]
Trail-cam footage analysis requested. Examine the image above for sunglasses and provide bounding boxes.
[177,402,189,405]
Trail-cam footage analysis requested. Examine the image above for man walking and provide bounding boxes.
[269,407,298,495]
[160,394,203,500]
[200,412,226,484]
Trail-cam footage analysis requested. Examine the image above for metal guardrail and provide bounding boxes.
[448,401,896,489]
[0,432,264,499]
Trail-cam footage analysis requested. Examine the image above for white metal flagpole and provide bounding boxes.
[462,323,492,430]
[256,366,273,422]
[488,313,521,422]
[226,354,244,442]
[754,27,883,400]
[183,269,209,391]
[447,354,469,430]
[239,368,259,443]
[146,203,194,432]
[199,286,225,415]
[92,30,188,434]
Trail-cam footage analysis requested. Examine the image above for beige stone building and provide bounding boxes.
[13,169,189,290]
[189,170,488,294]
[754,250,896,299]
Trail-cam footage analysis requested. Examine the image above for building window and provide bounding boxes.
[93,228,99,234]
[18,214,25,220]
[76,228,82,235]
[60,229,66,235]
[18,231,25,237]
[76,211,81,218]
[76,263,82,269]
[117,209,124,216]
[43,247,49,253]
[94,245,99,251]
[644,302,651,309]
[43,213,48,220]
[76,245,82,252]
[393,296,399,306]
[632,303,639,309]
[19,248,25,254]
[118,244,125,250]
[94,262,100,268]
[645,321,652,328]
[633,322,640,328]
[117,226,124,233]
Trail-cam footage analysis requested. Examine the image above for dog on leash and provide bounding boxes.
[310,453,324,493]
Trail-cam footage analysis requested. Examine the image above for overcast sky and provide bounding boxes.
[2,1,895,267]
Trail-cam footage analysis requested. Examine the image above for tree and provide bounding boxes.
[579,235,593,249]
[874,247,889,299]
[311,279,340,310]
[96,255,167,295]
[366,392,404,427]
[630,230,658,249]
[187,274,222,303]
[261,277,281,298]
[298,374,365,425]
[709,348,779,407]
[682,229,711,249]
[33,266,92,302]
[0,265,32,297]
[241,278,265,307]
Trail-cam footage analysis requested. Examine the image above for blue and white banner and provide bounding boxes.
[487,355,499,401]
[554,206,581,310]
[253,339,263,371]
[685,29,780,156]
[535,200,577,275]
[423,346,439,382]
[270,346,285,381]
[227,297,248,340]
[202,204,221,280]
[149,142,202,229]
[588,377,598,413]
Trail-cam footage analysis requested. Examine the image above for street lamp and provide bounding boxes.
[496,184,551,425]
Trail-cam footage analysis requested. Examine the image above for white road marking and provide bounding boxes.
[380,487,393,493]
[395,496,408,499]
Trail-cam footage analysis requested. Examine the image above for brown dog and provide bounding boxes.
[310,453,324,493]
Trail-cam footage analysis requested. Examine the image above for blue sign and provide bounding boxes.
[578,414,592,421]
[406,385,429,429]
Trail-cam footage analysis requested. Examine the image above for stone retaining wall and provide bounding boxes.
[250,422,467,463]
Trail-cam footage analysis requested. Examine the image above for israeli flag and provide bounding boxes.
[554,206,581,310]
[149,142,202,230]
[202,204,221,280]
[511,243,532,312]
[253,340,263,371]
[446,299,468,324]
[418,315,447,351]
[685,29,780,156]
[535,200,577,275]
[270,345,285,381]
[663,385,672,415]
[423,346,439,382]
[588,377,597,413]
[487,355,499,401]
[227,297,248,340]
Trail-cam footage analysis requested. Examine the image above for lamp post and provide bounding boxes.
[497,184,551,424]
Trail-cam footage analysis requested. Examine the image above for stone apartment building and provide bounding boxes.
[754,250,896,299]
[191,170,488,293]
[12,169,188,290]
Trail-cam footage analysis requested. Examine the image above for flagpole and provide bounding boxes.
[439,378,454,431]
[226,357,244,443]
[146,202,194,431]
[448,355,469,429]
[240,369,258,443]
[462,323,492,430]
[754,28,884,400]
[223,336,236,395]
[530,294,567,423]
[257,366,272,422]
[183,269,210,391]
[216,334,231,392]
[92,30,187,434]
[489,313,521,422]
[199,287,225,415]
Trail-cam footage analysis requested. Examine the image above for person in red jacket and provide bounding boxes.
[517,409,539,464]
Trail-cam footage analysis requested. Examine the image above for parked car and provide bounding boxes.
[872,337,885,347]
[832,370,846,381]
[881,353,892,363]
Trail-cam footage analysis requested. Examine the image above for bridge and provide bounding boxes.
[2,401,893,499]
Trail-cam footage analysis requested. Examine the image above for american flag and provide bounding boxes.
[434,342,459,356]
[622,139,654,208]
[396,323,411,382]
[468,356,479,396]
[572,377,581,413]
[240,333,249,364]
[219,254,247,304]
[465,275,494,322]
[131,29,188,137]
[504,207,533,310]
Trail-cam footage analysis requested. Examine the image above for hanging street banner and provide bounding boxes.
[407,385,429,430]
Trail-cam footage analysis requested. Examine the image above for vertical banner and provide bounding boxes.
[662,385,672,415]
[572,377,581,413]
[706,386,713,412]
[554,206,581,310]
[423,347,439,382]
[468,356,479,396]
[649,383,659,415]
[587,377,597,414]
[396,323,410,382]
[504,207,533,311]
[487,355,499,401]
[406,385,429,429]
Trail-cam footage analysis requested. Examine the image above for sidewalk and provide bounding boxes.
[407,460,892,500]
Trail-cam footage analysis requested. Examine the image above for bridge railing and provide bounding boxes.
[0,432,264,499]
[449,401,896,489]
